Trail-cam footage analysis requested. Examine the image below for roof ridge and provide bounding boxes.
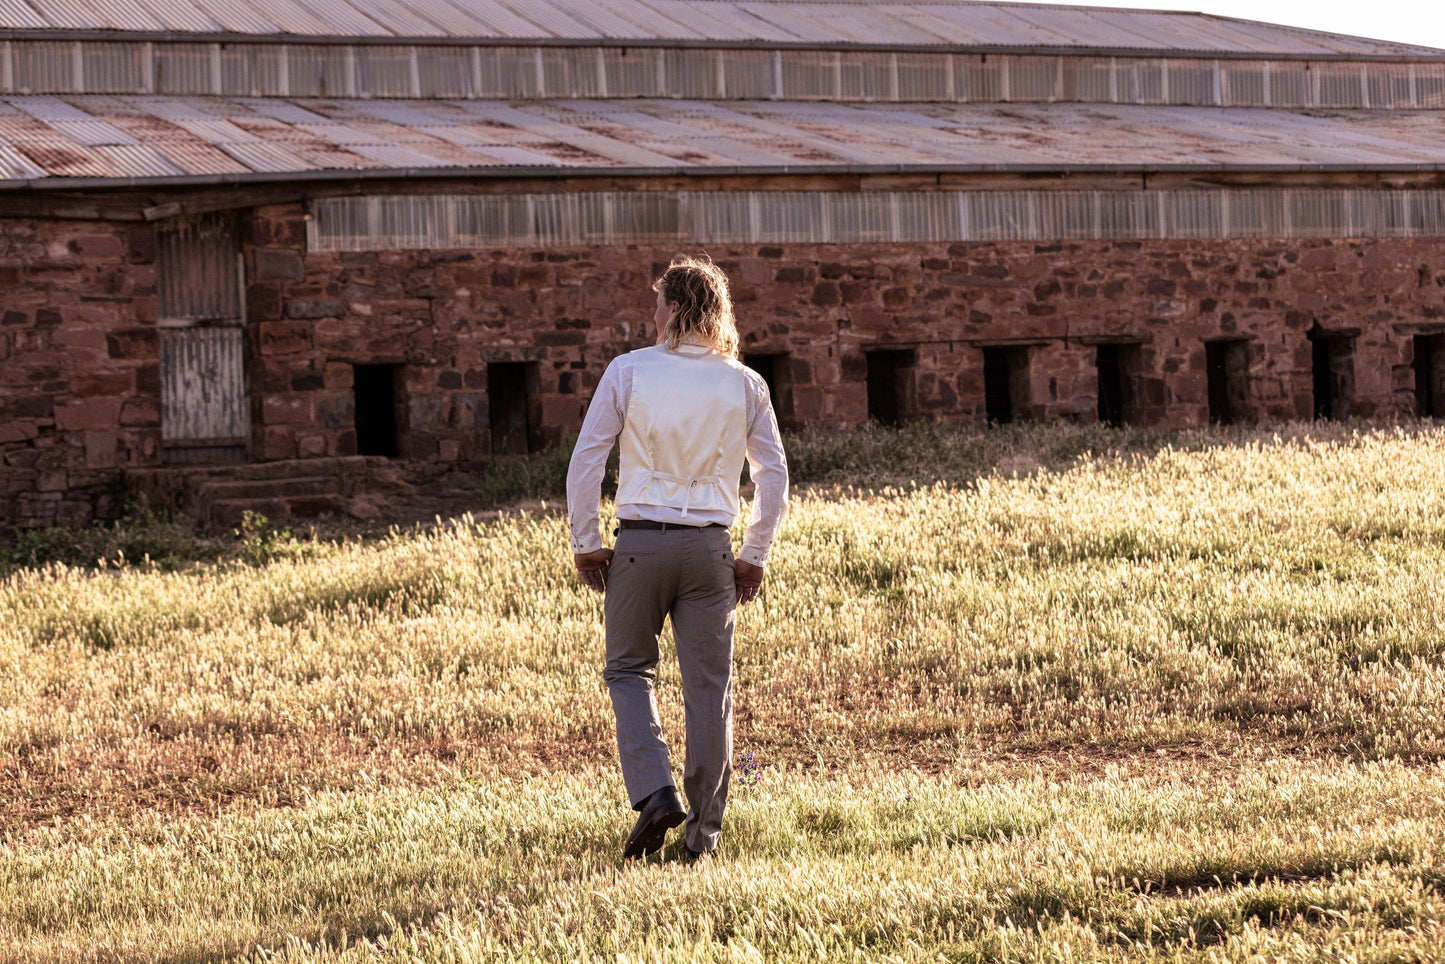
[0,0,1439,59]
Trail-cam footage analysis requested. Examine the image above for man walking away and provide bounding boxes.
[567,256,789,860]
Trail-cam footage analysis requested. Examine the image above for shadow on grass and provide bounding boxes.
[785,417,1445,495]
[8,419,1445,575]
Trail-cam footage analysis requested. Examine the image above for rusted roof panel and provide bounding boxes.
[220,140,324,172]
[18,139,115,175]
[0,141,47,176]
[94,142,184,175]
[293,122,385,144]
[168,117,264,143]
[151,138,253,174]
[0,2,1439,59]
[3,94,1445,185]
[0,116,69,142]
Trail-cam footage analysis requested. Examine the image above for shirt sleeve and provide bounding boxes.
[566,358,627,554]
[739,376,789,567]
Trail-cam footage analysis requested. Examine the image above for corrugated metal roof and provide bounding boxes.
[589,0,710,42]
[3,94,1445,187]
[649,0,802,43]
[48,117,138,145]
[0,0,49,29]
[538,0,653,41]
[422,0,541,38]
[186,0,277,34]
[0,1,1439,58]
[22,0,92,30]
[219,140,321,172]
[151,139,252,174]
[131,0,217,33]
[93,142,184,175]
[0,141,47,176]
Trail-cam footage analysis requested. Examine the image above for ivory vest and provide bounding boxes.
[616,345,749,521]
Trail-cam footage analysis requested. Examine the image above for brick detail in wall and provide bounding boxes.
[6,201,1445,529]
[0,218,158,529]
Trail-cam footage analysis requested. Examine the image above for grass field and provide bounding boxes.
[2,421,1443,961]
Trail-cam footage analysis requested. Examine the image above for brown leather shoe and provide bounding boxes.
[622,786,686,860]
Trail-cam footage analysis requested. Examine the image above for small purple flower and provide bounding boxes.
[737,750,763,785]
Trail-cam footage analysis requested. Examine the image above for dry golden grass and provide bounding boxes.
[1,421,1443,960]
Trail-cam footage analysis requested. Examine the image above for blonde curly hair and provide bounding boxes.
[652,255,739,357]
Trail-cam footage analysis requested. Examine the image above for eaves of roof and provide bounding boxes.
[8,160,1445,196]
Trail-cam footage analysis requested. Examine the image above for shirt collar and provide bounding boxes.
[670,337,714,355]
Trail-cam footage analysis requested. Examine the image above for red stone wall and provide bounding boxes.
[257,206,1445,465]
[0,217,158,528]
[5,198,1445,529]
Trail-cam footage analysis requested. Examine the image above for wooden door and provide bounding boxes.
[156,214,250,464]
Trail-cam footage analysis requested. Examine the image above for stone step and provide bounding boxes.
[206,493,351,532]
[197,475,341,503]
[125,456,415,533]
[206,497,293,532]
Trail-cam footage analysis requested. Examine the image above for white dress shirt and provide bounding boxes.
[567,342,789,567]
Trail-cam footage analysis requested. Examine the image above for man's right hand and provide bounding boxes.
[575,548,614,593]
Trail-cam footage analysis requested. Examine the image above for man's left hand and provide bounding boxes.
[735,559,766,605]
[575,548,614,593]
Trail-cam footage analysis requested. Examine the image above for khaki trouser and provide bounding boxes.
[603,523,736,854]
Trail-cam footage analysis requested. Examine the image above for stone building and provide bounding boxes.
[3,0,1445,527]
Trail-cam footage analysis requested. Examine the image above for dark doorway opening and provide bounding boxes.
[353,364,400,458]
[982,346,1030,423]
[1206,340,1249,425]
[1095,344,1141,427]
[1308,328,1355,420]
[1413,334,1445,418]
[488,362,539,454]
[743,352,794,423]
[865,349,915,426]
